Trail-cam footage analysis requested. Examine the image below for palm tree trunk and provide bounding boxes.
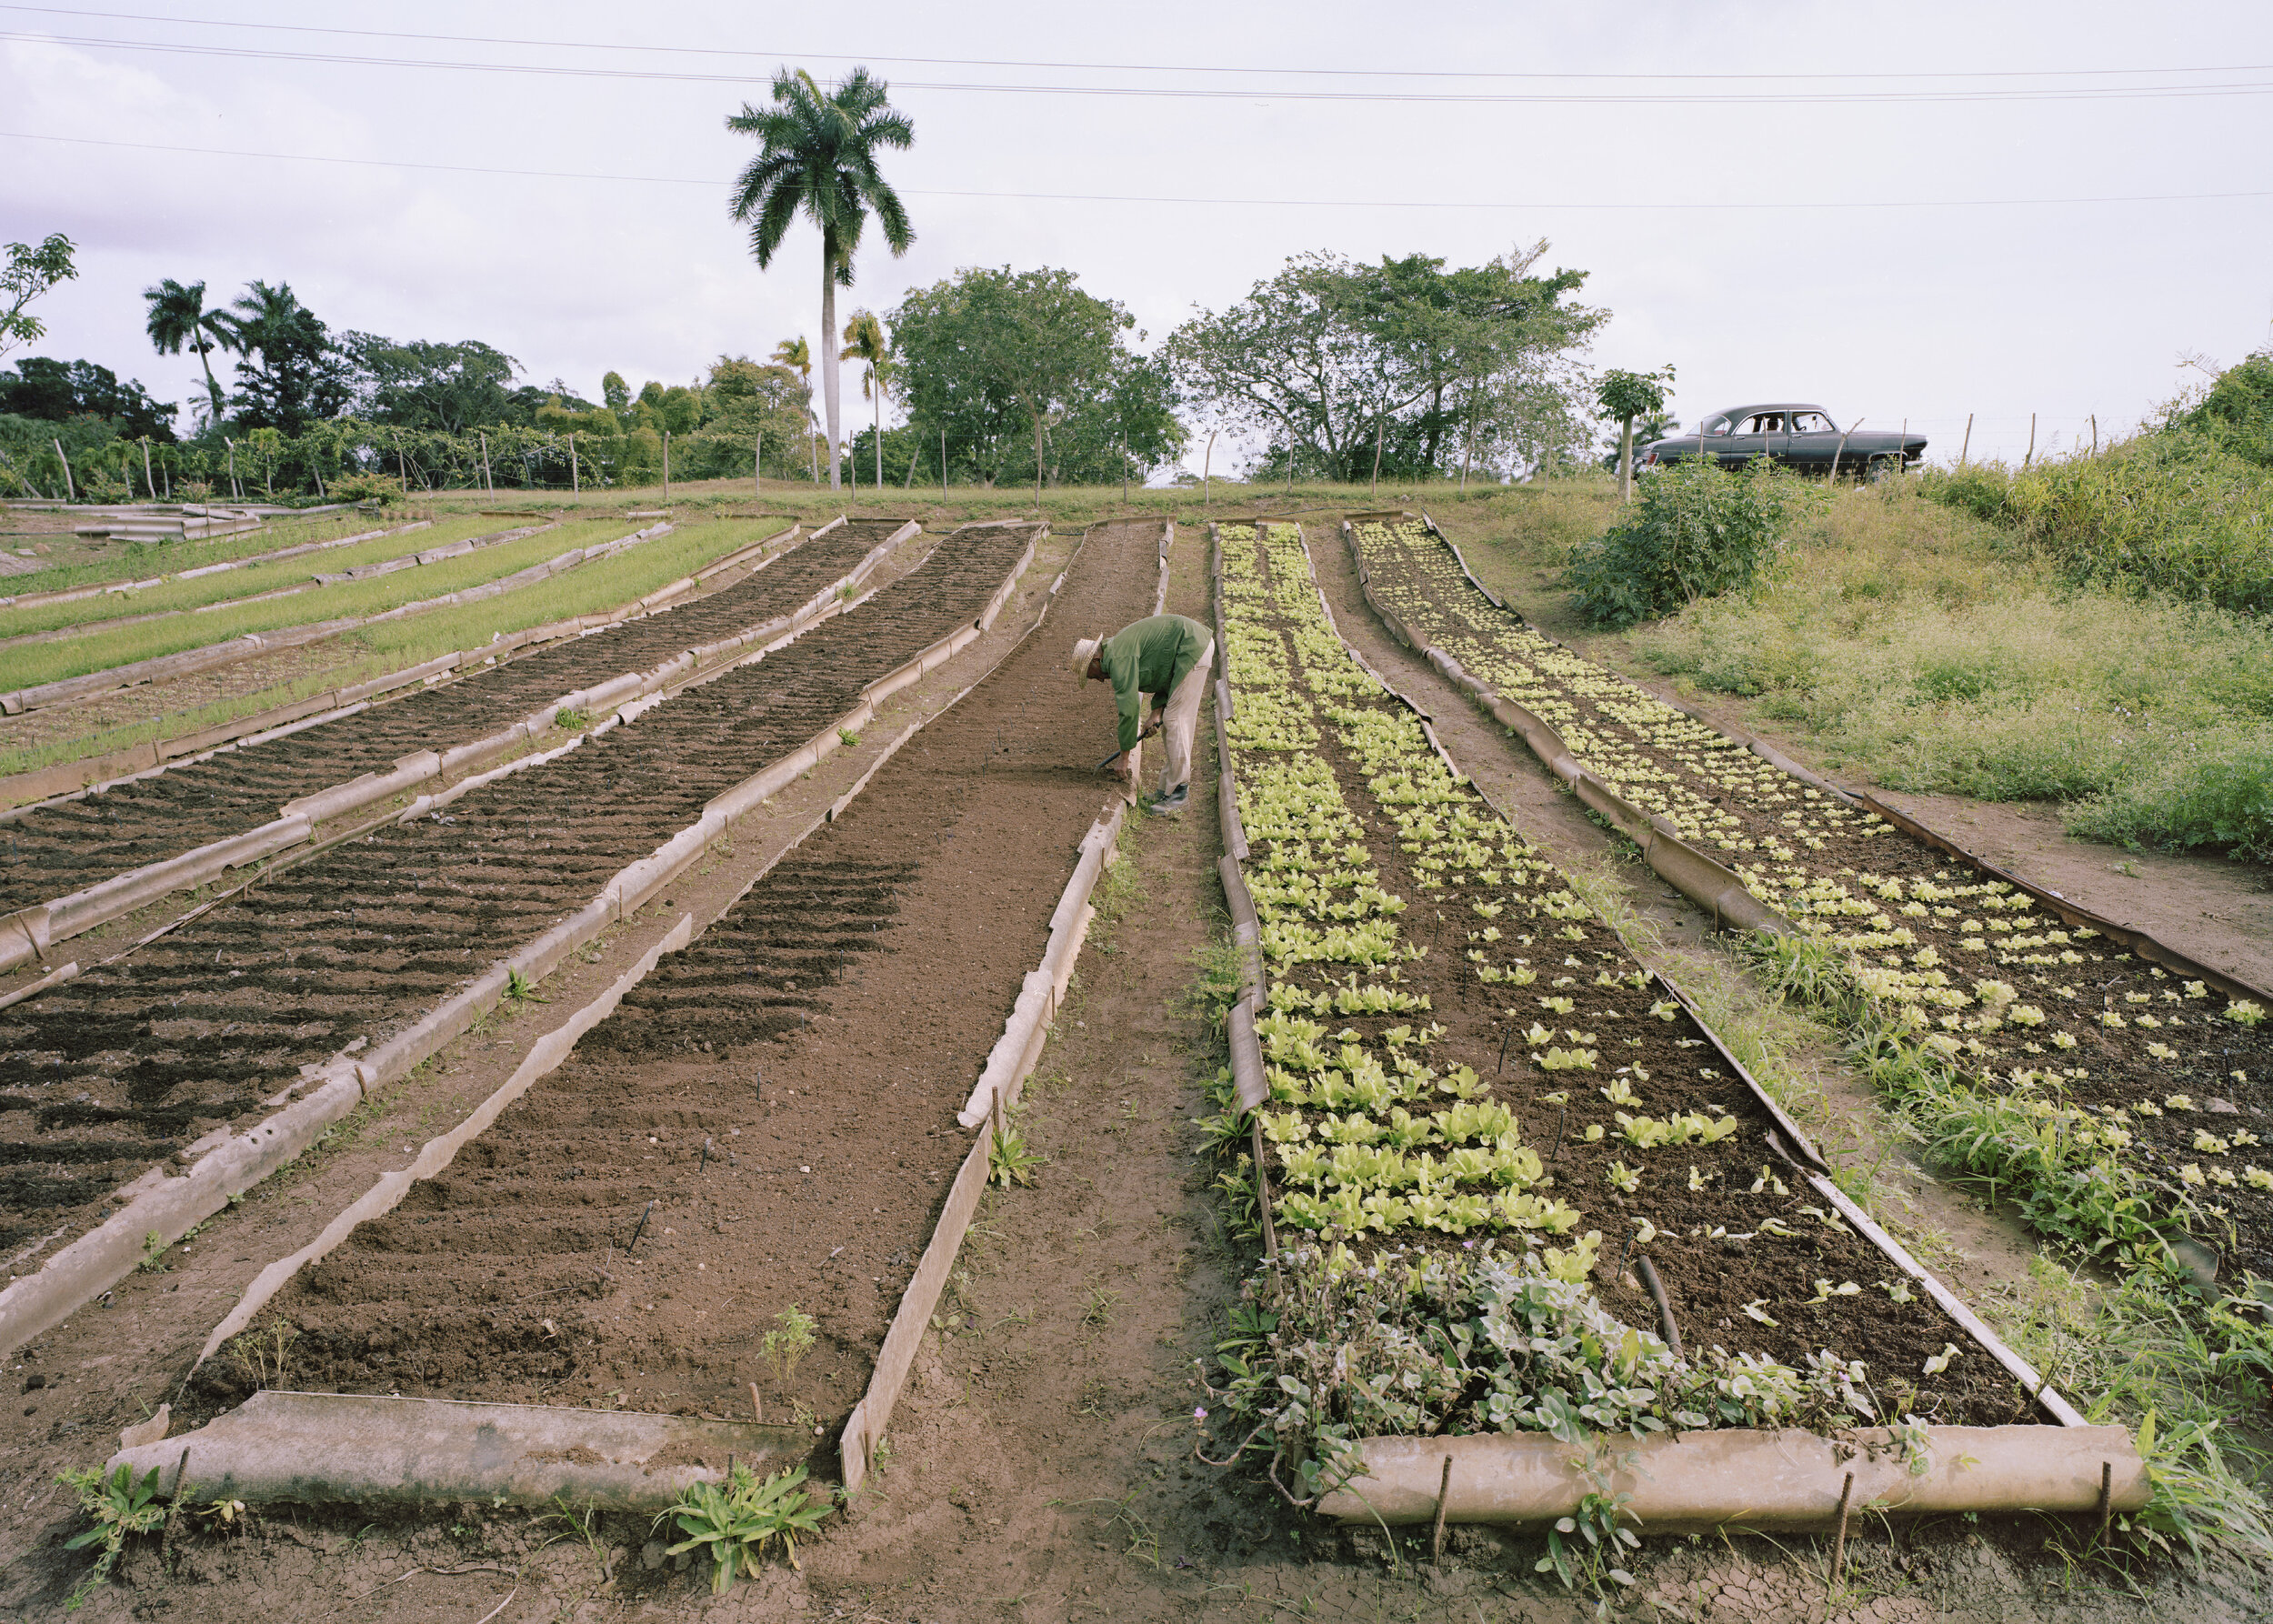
[820,237,843,493]
[196,338,225,424]
[874,381,883,489]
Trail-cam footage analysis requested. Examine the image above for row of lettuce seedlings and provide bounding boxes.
[1193,522,2047,1546]
[1345,516,2273,1305]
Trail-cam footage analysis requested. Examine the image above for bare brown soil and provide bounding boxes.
[230,521,1161,1445]
[0,526,1033,1261]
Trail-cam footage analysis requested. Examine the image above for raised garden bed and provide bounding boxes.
[1196,521,2132,1539]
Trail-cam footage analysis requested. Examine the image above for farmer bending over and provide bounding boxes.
[1071,614,1215,815]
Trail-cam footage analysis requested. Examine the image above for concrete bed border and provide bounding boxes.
[0,522,1039,1359]
[0,515,813,813]
[0,518,431,616]
[1209,517,2106,1528]
[0,520,910,977]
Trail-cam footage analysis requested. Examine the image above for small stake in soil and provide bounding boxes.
[2097,1459,2113,1546]
[1430,1454,1453,1561]
[1829,1469,1855,1592]
[626,1200,655,1253]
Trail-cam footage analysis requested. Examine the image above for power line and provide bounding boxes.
[10,128,2270,212]
[5,28,2273,105]
[3,3,2266,85]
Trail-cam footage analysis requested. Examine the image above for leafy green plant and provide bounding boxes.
[136,1229,168,1273]
[656,1461,833,1590]
[760,1305,816,1385]
[837,727,860,747]
[1563,456,1813,627]
[1536,1452,1640,1595]
[988,1122,1044,1187]
[56,1464,165,1609]
[554,706,593,732]
[503,966,547,1004]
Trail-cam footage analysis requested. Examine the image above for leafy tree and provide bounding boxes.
[1597,365,1675,500]
[727,66,914,492]
[1,234,75,361]
[602,370,631,414]
[143,277,232,425]
[1565,456,1809,627]
[344,335,523,433]
[1165,246,1600,483]
[222,280,351,433]
[705,354,813,472]
[890,266,1169,492]
[0,357,178,439]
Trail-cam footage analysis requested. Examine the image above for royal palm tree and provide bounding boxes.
[840,310,894,489]
[771,335,817,481]
[143,277,234,425]
[727,67,913,493]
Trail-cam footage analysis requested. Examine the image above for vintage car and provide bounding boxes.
[1638,404,1926,476]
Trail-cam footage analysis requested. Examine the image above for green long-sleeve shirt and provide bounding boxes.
[1102,614,1209,753]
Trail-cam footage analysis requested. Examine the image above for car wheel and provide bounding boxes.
[1865,454,1899,484]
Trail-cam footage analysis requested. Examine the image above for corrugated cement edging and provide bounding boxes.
[0,530,1040,1358]
[1316,1423,2142,1531]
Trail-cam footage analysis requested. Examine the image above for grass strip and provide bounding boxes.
[0,514,526,640]
[2,520,630,692]
[0,518,781,779]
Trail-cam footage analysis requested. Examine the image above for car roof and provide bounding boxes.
[1706,404,1831,422]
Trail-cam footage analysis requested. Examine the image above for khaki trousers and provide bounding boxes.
[1150,638,1214,797]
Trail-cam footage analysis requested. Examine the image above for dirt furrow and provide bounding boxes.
[211,521,1163,1446]
[0,525,1034,1259]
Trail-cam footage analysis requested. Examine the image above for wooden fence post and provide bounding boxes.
[2025,413,2037,468]
[663,430,671,503]
[479,431,493,495]
[1370,417,1386,501]
[1959,413,1973,466]
[571,432,579,495]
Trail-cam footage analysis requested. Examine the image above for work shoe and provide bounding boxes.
[1146,784,1189,816]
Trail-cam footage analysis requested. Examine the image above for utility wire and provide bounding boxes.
[5,28,2273,104]
[8,128,2269,212]
[2,3,2266,85]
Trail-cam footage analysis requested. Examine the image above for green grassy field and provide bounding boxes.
[0,518,642,692]
[0,516,795,778]
[0,507,453,598]
[0,512,543,640]
[1407,469,2272,861]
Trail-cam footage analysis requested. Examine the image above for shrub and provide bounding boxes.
[1922,429,2273,616]
[327,468,404,506]
[1563,457,1812,627]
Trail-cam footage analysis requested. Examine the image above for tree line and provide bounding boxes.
[3,65,1617,504]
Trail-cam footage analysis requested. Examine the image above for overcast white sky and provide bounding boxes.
[5,0,2270,474]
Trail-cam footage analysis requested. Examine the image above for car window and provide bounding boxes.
[1703,416,1731,436]
[1745,413,1784,434]
[1790,410,1837,434]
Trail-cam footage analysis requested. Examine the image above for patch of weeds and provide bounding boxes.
[56,1464,165,1610]
[136,1230,169,1273]
[761,1305,816,1385]
[502,966,548,1004]
[838,727,861,747]
[540,1496,612,1581]
[225,1316,300,1388]
[1051,1493,1160,1569]
[554,707,593,732]
[1535,1450,1640,1597]
[1082,1287,1122,1330]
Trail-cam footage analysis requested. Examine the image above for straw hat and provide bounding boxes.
[1070,636,1103,683]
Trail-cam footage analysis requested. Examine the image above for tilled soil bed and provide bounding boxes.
[1348,516,2273,1276]
[1220,523,2016,1427]
[205,520,1164,1446]
[0,518,904,913]
[0,525,1033,1259]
